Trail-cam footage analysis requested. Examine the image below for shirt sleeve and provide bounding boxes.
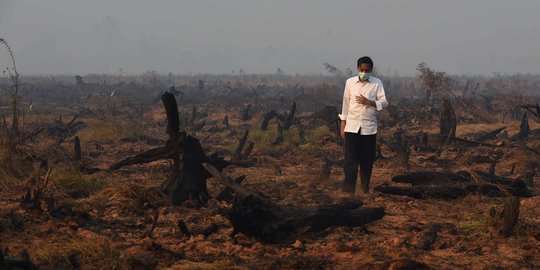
[374,83,389,111]
[338,80,349,120]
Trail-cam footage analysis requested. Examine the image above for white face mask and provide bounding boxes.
[358,72,370,81]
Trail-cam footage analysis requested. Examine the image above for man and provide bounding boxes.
[339,56,388,194]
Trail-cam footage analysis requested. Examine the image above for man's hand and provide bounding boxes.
[340,120,346,139]
[356,95,376,107]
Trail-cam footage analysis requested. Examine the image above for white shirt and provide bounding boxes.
[338,75,388,135]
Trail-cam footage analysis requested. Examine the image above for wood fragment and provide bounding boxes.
[142,209,160,239]
[177,220,191,237]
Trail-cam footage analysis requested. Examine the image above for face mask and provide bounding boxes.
[358,72,370,81]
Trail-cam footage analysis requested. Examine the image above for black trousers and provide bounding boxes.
[343,132,376,194]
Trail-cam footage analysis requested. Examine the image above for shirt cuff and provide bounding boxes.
[375,101,383,111]
[338,114,347,120]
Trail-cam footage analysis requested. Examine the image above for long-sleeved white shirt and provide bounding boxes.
[338,75,388,135]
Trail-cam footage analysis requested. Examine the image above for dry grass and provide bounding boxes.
[49,168,105,198]
[247,124,333,156]
[167,260,245,270]
[85,182,166,210]
[29,231,128,269]
[0,142,28,192]
[76,117,145,142]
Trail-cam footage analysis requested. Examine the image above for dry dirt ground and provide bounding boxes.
[1,107,539,270]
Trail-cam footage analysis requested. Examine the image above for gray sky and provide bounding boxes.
[1,0,539,76]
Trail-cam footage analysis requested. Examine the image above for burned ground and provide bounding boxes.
[1,74,539,269]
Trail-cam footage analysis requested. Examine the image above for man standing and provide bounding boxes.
[339,56,388,194]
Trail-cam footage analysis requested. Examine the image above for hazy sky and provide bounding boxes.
[1,0,539,76]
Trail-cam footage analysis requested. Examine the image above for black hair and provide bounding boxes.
[357,56,374,70]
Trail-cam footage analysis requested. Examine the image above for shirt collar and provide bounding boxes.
[356,77,370,84]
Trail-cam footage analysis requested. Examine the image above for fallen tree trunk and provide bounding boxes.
[472,126,507,142]
[391,171,471,186]
[203,163,385,243]
[375,170,532,199]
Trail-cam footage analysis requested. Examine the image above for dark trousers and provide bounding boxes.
[343,132,376,194]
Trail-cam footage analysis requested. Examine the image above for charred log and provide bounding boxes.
[392,171,471,186]
[376,170,532,199]
[472,126,507,142]
[203,163,385,243]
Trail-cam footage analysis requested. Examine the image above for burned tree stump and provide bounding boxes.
[190,106,197,125]
[513,112,529,140]
[222,115,230,128]
[108,92,227,207]
[415,223,448,250]
[283,101,296,130]
[498,197,520,237]
[73,136,82,161]
[440,99,456,138]
[233,130,249,161]
[177,220,191,237]
[240,104,252,121]
[242,142,254,160]
[298,123,307,145]
[261,110,278,130]
[390,128,410,171]
[203,163,385,243]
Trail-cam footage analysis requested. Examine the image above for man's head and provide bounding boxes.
[357,56,374,73]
